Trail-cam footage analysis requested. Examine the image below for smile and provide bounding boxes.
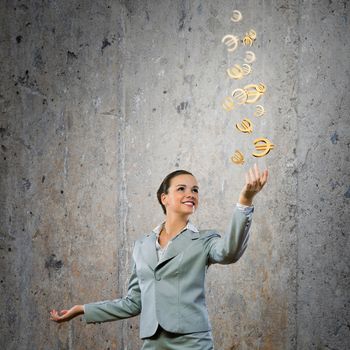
[182,201,195,207]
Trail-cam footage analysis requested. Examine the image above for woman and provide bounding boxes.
[50,163,268,349]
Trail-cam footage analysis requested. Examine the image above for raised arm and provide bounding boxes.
[206,163,268,264]
[206,204,253,264]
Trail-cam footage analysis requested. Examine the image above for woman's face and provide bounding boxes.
[161,174,199,216]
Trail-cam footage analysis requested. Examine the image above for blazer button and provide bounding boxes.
[154,271,161,281]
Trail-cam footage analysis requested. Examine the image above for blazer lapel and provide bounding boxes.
[156,229,200,268]
[141,232,158,271]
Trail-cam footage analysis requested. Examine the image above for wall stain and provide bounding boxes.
[176,101,189,113]
[101,38,111,53]
[67,51,78,64]
[22,178,31,191]
[179,9,186,31]
[45,254,63,272]
[33,48,44,70]
[330,131,339,144]
[329,178,341,190]
[0,127,7,137]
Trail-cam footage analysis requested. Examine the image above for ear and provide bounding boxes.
[160,193,167,206]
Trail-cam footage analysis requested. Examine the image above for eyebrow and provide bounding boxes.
[176,184,199,188]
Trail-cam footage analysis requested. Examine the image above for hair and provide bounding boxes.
[157,170,194,215]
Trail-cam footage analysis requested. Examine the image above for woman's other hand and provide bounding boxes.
[238,163,268,206]
[50,305,84,323]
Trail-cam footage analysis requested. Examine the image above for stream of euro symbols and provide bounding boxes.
[221,12,275,163]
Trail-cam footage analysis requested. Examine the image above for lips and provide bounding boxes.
[182,201,195,207]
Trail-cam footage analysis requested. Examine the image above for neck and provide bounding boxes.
[163,212,190,236]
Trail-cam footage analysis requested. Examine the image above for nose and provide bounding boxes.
[186,191,196,198]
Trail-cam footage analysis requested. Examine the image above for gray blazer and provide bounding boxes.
[83,206,253,339]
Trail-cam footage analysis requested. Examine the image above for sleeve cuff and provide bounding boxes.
[236,202,254,215]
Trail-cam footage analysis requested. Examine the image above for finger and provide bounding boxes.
[253,163,260,180]
[50,316,59,321]
[245,172,252,190]
[261,169,268,185]
[50,311,59,321]
[245,173,250,185]
[249,167,256,185]
[255,163,263,187]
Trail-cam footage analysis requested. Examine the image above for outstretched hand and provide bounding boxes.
[239,163,268,206]
[50,305,84,323]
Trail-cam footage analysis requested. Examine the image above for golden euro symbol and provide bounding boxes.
[254,105,265,117]
[243,83,266,104]
[243,29,257,46]
[242,64,252,75]
[236,118,253,134]
[252,138,275,157]
[230,150,245,165]
[222,96,235,111]
[227,64,244,80]
[222,34,239,52]
[227,64,252,80]
[231,88,248,105]
[244,51,256,64]
[230,10,242,22]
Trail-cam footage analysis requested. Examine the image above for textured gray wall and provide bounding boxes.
[1,0,349,349]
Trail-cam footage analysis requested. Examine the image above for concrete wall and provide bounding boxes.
[1,0,349,349]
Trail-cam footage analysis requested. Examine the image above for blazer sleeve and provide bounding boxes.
[82,260,141,324]
[206,204,254,265]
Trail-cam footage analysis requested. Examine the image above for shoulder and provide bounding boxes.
[198,229,221,241]
[134,231,155,245]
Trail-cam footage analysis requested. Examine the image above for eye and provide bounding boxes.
[192,188,199,193]
[177,187,185,191]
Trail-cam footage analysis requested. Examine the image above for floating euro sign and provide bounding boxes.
[243,34,253,46]
[236,118,253,133]
[256,83,266,93]
[222,96,235,111]
[227,64,244,80]
[242,64,252,75]
[254,105,265,117]
[252,138,275,157]
[242,29,257,46]
[222,34,239,52]
[248,29,257,39]
[230,150,245,165]
[244,51,256,64]
[231,88,248,104]
[243,83,266,104]
[230,10,242,22]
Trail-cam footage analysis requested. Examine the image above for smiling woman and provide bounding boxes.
[50,164,268,350]
[156,170,197,214]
